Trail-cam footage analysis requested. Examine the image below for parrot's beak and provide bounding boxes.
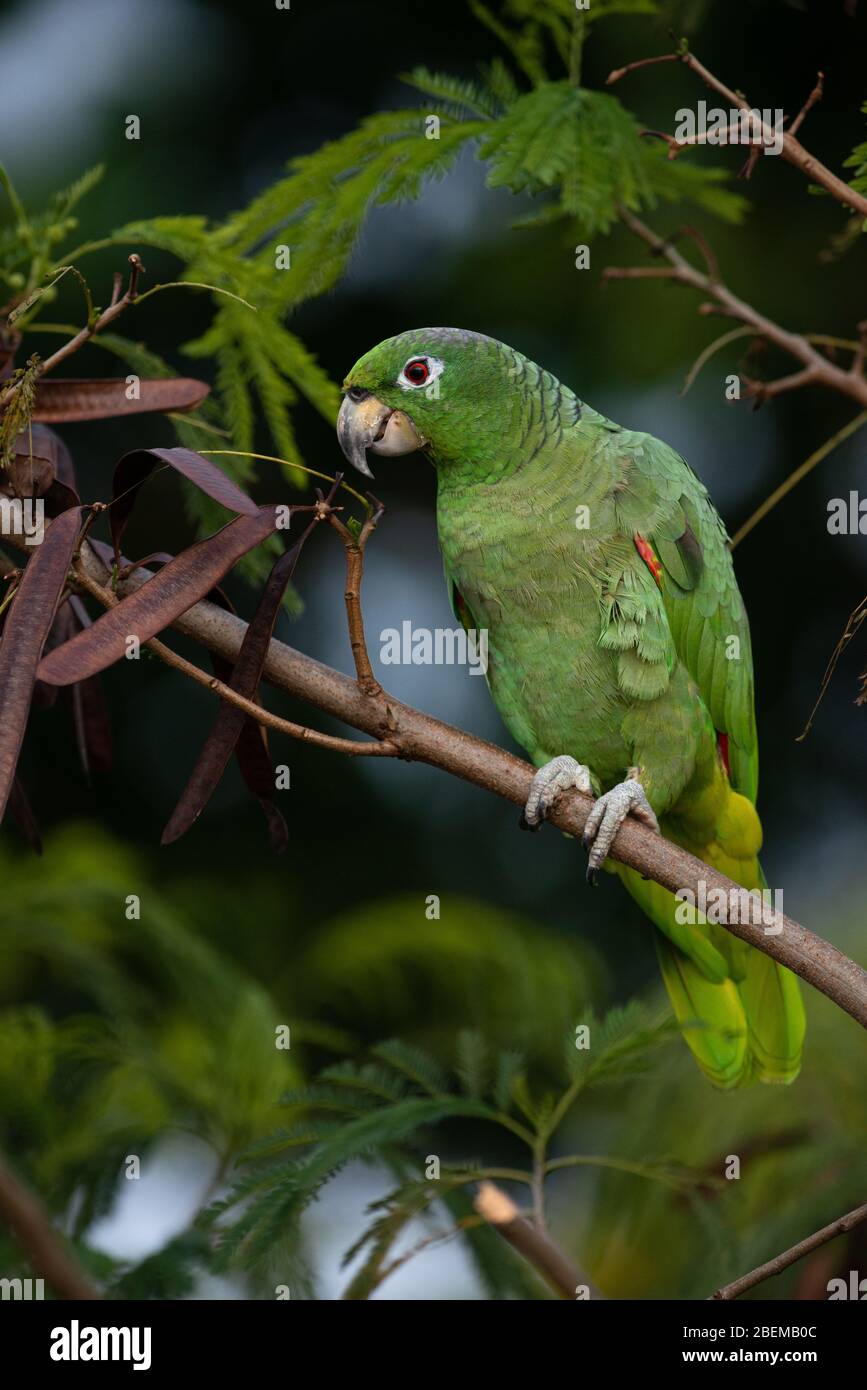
[337,391,425,479]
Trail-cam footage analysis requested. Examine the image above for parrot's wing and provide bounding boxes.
[599,431,801,1088]
[605,430,758,803]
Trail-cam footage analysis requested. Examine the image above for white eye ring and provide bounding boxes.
[396,354,445,391]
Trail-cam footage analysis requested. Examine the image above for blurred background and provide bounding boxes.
[1,0,866,1299]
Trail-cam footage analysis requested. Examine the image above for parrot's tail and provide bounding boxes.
[616,835,805,1088]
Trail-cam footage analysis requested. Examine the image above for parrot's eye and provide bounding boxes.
[403,358,429,385]
[397,354,444,391]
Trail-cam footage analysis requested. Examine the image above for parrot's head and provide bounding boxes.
[337,327,528,480]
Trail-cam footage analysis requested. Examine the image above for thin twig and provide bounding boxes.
[789,71,825,138]
[739,365,819,407]
[730,409,867,548]
[710,1200,867,1300]
[665,224,721,284]
[601,266,681,282]
[323,492,386,697]
[365,1212,490,1296]
[0,255,145,412]
[201,450,373,513]
[606,53,681,85]
[641,123,765,163]
[0,572,21,619]
[531,1138,548,1234]
[850,319,867,381]
[798,595,867,741]
[680,326,757,395]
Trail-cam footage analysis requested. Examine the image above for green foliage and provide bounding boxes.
[586,0,660,15]
[370,1039,450,1096]
[0,822,864,1300]
[54,105,480,484]
[476,81,741,234]
[580,923,867,1299]
[0,0,743,543]
[468,1,660,85]
[565,1000,679,1090]
[408,65,744,235]
[106,1232,212,1301]
[0,161,104,298]
[0,822,692,1298]
[455,1028,492,1099]
[207,1005,696,1296]
[0,353,40,469]
[0,826,301,1220]
[293,892,602,1065]
[0,0,744,611]
[401,67,503,121]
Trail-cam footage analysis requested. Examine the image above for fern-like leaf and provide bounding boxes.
[216,1096,498,1272]
[371,1039,450,1097]
[456,1030,491,1100]
[402,67,501,120]
[567,1002,677,1091]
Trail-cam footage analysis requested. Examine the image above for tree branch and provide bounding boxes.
[72,560,399,759]
[709,1199,867,1300]
[59,532,867,1034]
[606,206,867,411]
[0,1150,99,1300]
[607,50,867,219]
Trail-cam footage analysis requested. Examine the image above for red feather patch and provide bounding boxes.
[717,731,730,779]
[634,533,663,588]
[452,584,473,635]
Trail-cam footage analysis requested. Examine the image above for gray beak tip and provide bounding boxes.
[337,396,374,478]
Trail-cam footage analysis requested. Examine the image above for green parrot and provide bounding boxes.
[337,328,805,1088]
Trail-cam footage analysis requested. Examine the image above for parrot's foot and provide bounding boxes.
[520,755,593,831]
[582,769,660,886]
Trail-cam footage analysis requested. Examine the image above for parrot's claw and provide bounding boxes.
[581,769,660,885]
[520,755,593,831]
